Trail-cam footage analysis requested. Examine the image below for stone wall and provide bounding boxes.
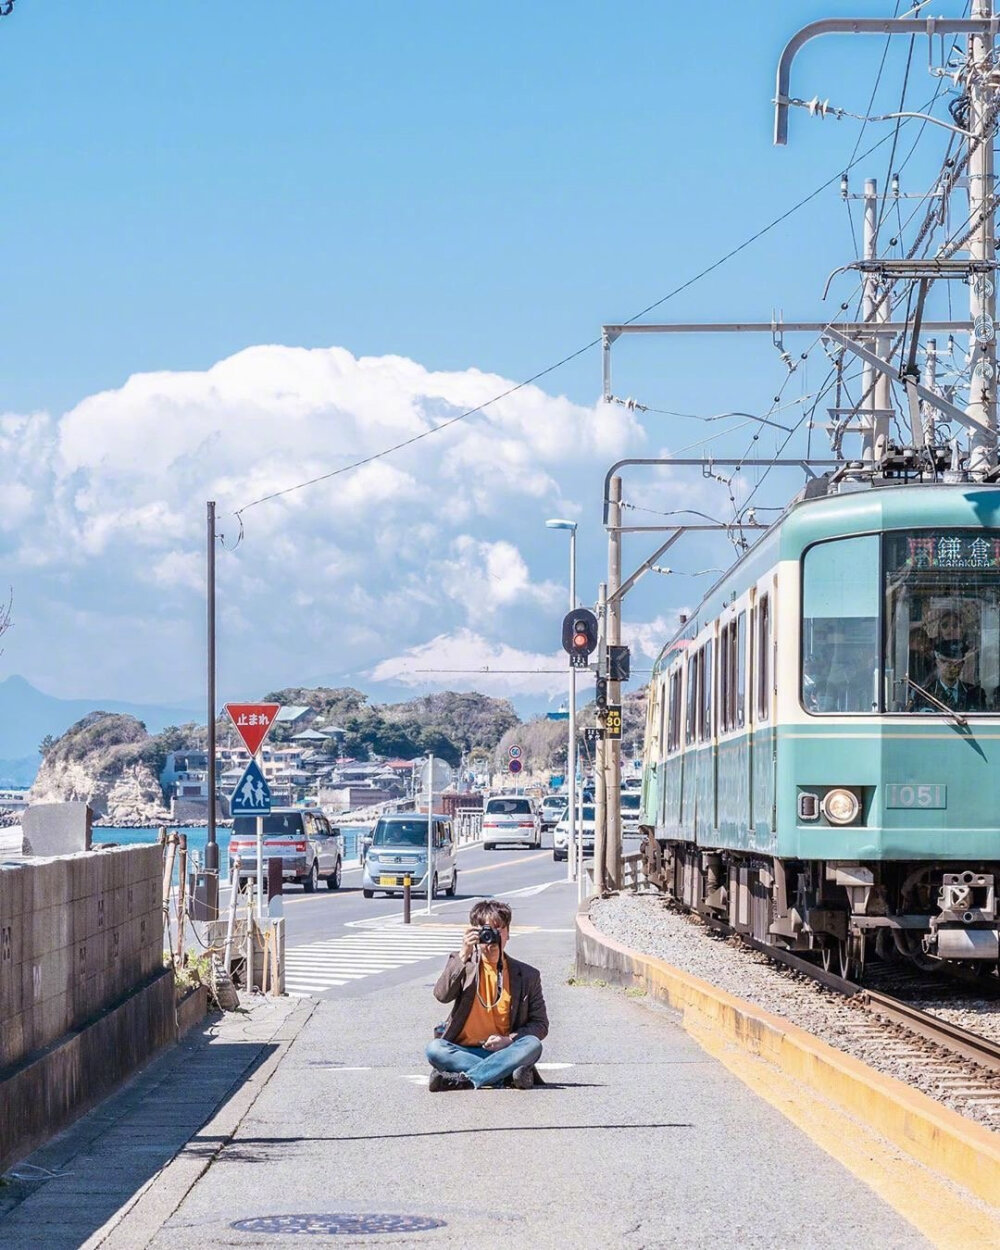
[0,845,175,1171]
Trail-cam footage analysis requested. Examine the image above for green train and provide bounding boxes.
[639,477,1000,977]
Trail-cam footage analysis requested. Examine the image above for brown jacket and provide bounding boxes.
[433,950,549,1044]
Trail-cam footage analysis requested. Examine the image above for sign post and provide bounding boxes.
[425,753,435,916]
[226,703,280,921]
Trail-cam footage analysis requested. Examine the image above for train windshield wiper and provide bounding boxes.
[905,676,967,728]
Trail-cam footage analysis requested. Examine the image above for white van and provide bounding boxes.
[481,795,542,849]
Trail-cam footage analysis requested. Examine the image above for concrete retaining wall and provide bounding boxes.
[0,845,175,1172]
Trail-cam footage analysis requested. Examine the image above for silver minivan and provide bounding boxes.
[361,814,457,898]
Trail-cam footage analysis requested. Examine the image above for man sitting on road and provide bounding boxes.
[426,898,548,1091]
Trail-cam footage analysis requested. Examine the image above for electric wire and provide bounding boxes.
[230,129,909,538]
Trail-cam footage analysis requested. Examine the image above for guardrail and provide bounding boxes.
[622,851,651,892]
[454,807,483,845]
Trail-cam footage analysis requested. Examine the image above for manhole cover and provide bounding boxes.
[231,1213,446,1236]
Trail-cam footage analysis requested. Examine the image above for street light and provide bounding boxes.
[546,518,580,895]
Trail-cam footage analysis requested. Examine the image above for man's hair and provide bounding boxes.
[469,898,512,930]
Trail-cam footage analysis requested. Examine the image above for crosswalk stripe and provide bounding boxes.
[282,928,463,997]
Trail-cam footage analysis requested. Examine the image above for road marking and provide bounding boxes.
[283,928,463,997]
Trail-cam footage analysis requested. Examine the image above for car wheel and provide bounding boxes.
[431,873,439,899]
[362,888,374,899]
[445,870,457,898]
[303,862,318,892]
[326,858,342,890]
[553,849,565,861]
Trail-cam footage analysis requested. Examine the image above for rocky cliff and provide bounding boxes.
[30,712,171,826]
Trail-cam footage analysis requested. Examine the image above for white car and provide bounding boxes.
[620,790,642,836]
[552,803,596,862]
[481,795,541,849]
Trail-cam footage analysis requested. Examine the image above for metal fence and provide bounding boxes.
[453,807,483,845]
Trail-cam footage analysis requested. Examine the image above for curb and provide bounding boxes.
[576,907,1000,1209]
[81,995,317,1250]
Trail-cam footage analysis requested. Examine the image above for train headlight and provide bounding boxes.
[821,788,860,825]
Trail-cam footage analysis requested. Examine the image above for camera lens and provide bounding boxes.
[478,926,499,945]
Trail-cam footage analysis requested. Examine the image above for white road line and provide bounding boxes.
[283,928,463,997]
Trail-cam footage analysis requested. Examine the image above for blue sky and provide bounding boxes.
[0,2,977,711]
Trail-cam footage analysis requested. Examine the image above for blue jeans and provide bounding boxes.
[426,1035,542,1089]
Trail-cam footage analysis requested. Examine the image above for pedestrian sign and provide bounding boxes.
[230,758,272,817]
[225,702,280,756]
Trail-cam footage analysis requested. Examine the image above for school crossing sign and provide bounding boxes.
[230,758,272,817]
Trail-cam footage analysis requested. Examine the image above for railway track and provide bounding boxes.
[744,935,1000,1081]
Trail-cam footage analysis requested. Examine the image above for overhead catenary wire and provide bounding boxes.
[229,129,909,539]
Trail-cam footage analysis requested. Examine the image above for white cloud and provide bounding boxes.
[0,342,688,704]
[369,629,569,698]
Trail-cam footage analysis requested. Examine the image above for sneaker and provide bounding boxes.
[428,1070,473,1092]
[510,1065,535,1090]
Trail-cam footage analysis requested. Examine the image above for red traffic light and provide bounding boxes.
[562,608,598,657]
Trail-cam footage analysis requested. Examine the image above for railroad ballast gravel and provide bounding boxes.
[589,892,1000,1132]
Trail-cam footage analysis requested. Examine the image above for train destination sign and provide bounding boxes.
[890,533,1000,571]
[225,702,281,756]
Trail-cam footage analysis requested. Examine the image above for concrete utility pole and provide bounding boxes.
[862,178,892,461]
[967,0,998,476]
[205,501,219,916]
[605,476,623,891]
[593,582,608,896]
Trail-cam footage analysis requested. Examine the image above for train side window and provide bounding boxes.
[700,640,713,740]
[736,611,747,727]
[668,669,682,752]
[757,596,770,721]
[685,654,698,745]
[719,624,730,733]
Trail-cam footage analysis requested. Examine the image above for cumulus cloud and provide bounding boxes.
[1,344,667,703]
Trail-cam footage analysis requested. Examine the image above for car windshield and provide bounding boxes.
[372,819,430,847]
[234,813,303,837]
[543,797,565,810]
[486,798,532,815]
[621,793,641,811]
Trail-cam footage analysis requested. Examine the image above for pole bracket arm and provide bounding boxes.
[775,17,995,145]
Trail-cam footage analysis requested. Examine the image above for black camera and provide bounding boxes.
[478,925,500,945]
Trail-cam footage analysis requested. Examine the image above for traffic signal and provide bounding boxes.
[608,644,631,682]
[595,677,608,711]
[562,608,598,667]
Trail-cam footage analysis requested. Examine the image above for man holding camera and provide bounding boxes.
[426,898,548,1091]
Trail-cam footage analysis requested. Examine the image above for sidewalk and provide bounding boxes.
[0,994,310,1250]
[0,913,934,1249]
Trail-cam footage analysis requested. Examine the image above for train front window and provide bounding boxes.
[884,531,1000,713]
[802,535,880,713]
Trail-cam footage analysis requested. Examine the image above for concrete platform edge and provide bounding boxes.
[576,905,1000,1208]
[81,995,317,1250]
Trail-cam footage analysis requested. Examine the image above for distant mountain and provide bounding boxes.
[0,675,202,781]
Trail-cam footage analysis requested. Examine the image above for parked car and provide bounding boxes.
[552,803,596,862]
[229,807,343,892]
[620,790,642,836]
[361,813,457,898]
[481,795,542,849]
[540,794,568,831]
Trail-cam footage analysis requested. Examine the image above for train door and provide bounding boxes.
[749,583,776,843]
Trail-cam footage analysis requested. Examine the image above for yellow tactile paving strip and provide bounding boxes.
[576,908,1000,1248]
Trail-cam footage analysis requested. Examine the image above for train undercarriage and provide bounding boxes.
[640,832,1000,981]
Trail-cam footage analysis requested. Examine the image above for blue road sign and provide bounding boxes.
[230,758,272,817]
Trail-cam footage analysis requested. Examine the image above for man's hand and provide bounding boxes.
[460,927,479,962]
[483,1034,513,1051]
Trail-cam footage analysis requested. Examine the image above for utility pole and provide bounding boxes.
[205,503,219,895]
[967,0,997,475]
[862,178,892,460]
[593,582,608,896]
[605,475,623,891]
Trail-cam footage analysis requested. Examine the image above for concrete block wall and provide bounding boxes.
[0,844,163,1073]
